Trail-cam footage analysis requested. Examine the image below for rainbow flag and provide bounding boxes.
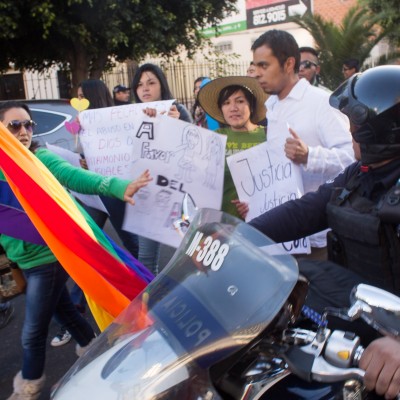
[0,123,153,330]
[0,180,46,245]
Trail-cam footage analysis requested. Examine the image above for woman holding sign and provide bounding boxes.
[50,79,145,346]
[76,79,142,261]
[197,76,268,219]
[0,101,151,400]
[132,63,192,124]
[131,63,192,275]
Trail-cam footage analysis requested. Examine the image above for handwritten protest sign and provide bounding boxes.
[45,143,108,214]
[79,104,226,248]
[226,141,310,254]
[79,100,174,179]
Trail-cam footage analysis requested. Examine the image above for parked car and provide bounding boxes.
[25,99,79,151]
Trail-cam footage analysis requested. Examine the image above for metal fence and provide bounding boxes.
[0,60,251,110]
[157,60,250,109]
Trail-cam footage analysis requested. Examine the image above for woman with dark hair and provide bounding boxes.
[191,76,219,130]
[76,79,140,258]
[132,63,192,123]
[51,79,116,346]
[0,101,150,399]
[49,78,143,345]
[191,76,208,126]
[198,76,268,220]
[131,63,192,275]
[77,79,114,108]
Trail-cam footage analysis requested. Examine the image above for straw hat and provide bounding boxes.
[197,76,268,125]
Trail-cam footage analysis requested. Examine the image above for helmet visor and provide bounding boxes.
[329,74,359,117]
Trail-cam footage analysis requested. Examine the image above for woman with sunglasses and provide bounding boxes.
[0,101,151,400]
[59,79,143,326]
[76,79,142,260]
[56,79,143,344]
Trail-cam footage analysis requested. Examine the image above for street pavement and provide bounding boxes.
[0,229,176,400]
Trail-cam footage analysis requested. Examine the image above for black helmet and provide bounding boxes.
[330,65,400,164]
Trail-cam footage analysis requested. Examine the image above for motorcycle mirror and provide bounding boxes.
[347,284,400,337]
[173,193,198,237]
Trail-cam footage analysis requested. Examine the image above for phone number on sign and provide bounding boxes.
[253,9,286,25]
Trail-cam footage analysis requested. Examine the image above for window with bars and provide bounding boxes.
[214,42,233,53]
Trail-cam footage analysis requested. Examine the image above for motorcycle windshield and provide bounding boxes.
[52,208,299,400]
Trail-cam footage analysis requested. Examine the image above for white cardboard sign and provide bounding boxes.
[79,106,227,248]
[227,140,310,254]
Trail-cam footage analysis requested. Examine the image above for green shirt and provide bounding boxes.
[217,126,266,219]
[0,148,131,269]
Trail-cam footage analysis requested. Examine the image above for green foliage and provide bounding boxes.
[0,1,20,39]
[290,5,392,89]
[360,0,400,46]
[0,0,236,89]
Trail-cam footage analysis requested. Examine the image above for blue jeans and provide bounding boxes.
[22,261,95,379]
[138,237,161,275]
[70,282,86,312]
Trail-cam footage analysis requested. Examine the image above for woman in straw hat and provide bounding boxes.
[198,76,268,219]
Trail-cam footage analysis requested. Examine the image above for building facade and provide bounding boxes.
[199,0,358,62]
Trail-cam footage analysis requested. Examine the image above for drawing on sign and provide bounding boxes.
[135,187,152,215]
[163,200,181,229]
[203,134,224,189]
[155,189,172,211]
[174,125,203,183]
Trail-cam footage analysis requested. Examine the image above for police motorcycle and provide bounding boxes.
[51,197,400,399]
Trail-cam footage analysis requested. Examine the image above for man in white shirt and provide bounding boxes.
[251,29,354,259]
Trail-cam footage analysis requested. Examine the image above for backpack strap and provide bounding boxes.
[333,171,363,206]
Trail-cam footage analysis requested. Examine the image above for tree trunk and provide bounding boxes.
[126,59,139,88]
[89,49,109,79]
[68,43,91,96]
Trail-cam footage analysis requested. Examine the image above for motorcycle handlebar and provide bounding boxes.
[283,328,400,399]
[283,328,366,383]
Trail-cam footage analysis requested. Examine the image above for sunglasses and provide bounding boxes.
[7,119,36,134]
[299,60,318,69]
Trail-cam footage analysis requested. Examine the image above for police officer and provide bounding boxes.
[248,65,400,398]
[249,65,400,295]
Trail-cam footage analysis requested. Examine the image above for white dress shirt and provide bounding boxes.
[266,78,355,248]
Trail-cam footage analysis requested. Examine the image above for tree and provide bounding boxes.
[360,0,400,46]
[0,0,236,92]
[290,5,393,89]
